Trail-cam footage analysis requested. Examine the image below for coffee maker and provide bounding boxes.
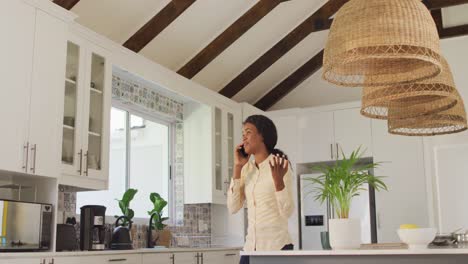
[80,205,106,250]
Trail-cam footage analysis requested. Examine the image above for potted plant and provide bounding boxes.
[115,188,138,227]
[304,147,387,249]
[148,192,171,247]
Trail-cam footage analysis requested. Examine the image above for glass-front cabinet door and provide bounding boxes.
[226,112,234,196]
[82,48,111,180]
[61,41,83,176]
[60,37,111,183]
[214,107,222,194]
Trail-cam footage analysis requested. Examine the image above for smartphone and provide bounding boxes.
[238,145,248,158]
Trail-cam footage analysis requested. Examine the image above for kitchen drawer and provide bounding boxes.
[55,254,142,264]
[142,253,174,264]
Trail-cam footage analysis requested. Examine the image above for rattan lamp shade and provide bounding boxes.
[323,0,442,87]
[388,91,467,136]
[361,58,458,120]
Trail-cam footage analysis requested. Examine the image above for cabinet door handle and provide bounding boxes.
[195,253,199,264]
[108,259,127,262]
[330,143,333,160]
[335,143,339,160]
[30,144,37,173]
[41,259,46,264]
[49,258,54,264]
[170,253,175,264]
[77,149,83,175]
[200,252,203,264]
[84,150,88,176]
[224,181,230,196]
[22,142,29,172]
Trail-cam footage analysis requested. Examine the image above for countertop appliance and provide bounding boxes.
[56,224,78,251]
[299,171,377,250]
[110,216,133,250]
[80,205,106,251]
[0,199,52,252]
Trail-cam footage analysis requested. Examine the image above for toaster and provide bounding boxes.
[56,224,78,251]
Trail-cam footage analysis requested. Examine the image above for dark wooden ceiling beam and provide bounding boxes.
[52,0,80,10]
[423,0,468,10]
[219,0,349,99]
[177,0,288,79]
[431,9,444,34]
[254,50,324,111]
[440,24,468,39]
[123,0,196,53]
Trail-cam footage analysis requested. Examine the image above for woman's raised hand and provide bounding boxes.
[269,154,288,191]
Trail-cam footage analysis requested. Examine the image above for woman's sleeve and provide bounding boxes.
[275,167,295,218]
[227,169,246,214]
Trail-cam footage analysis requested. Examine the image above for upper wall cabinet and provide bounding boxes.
[298,111,335,163]
[184,102,241,204]
[298,108,372,163]
[0,0,67,177]
[334,108,373,158]
[59,33,112,189]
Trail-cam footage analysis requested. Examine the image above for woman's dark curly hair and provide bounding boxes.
[244,115,288,160]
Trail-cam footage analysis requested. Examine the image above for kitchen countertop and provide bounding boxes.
[241,248,468,256]
[0,246,242,258]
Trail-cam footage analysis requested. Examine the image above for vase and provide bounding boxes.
[329,218,361,249]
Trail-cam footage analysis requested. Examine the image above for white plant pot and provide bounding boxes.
[329,218,361,250]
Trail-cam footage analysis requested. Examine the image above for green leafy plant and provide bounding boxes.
[304,146,387,219]
[148,192,169,230]
[115,188,138,226]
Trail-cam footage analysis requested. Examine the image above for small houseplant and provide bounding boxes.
[115,188,138,227]
[304,146,387,249]
[148,192,171,246]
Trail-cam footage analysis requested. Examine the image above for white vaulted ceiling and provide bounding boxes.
[54,0,468,110]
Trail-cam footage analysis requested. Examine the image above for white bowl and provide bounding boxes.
[397,228,437,249]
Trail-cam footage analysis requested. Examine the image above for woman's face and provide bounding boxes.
[242,122,264,155]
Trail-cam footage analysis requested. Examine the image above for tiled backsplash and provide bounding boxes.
[112,75,184,121]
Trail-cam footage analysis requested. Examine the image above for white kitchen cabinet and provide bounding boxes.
[297,108,372,163]
[0,0,66,177]
[298,111,334,163]
[0,0,35,174]
[174,252,198,264]
[184,101,241,204]
[59,32,112,189]
[334,108,373,159]
[28,9,67,177]
[202,251,240,264]
[0,258,45,264]
[371,119,429,242]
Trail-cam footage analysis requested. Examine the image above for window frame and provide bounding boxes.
[110,102,175,225]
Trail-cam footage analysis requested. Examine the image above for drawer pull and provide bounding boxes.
[225,253,236,256]
[108,259,127,262]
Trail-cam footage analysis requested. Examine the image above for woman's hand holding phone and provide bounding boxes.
[233,144,250,180]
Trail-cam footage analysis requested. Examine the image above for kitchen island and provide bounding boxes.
[242,248,468,264]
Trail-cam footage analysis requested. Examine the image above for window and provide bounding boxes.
[77,107,173,220]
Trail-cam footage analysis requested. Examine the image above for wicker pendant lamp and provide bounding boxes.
[323,0,442,87]
[388,91,467,136]
[361,58,458,120]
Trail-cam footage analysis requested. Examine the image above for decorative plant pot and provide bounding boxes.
[329,218,361,250]
[151,229,172,247]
